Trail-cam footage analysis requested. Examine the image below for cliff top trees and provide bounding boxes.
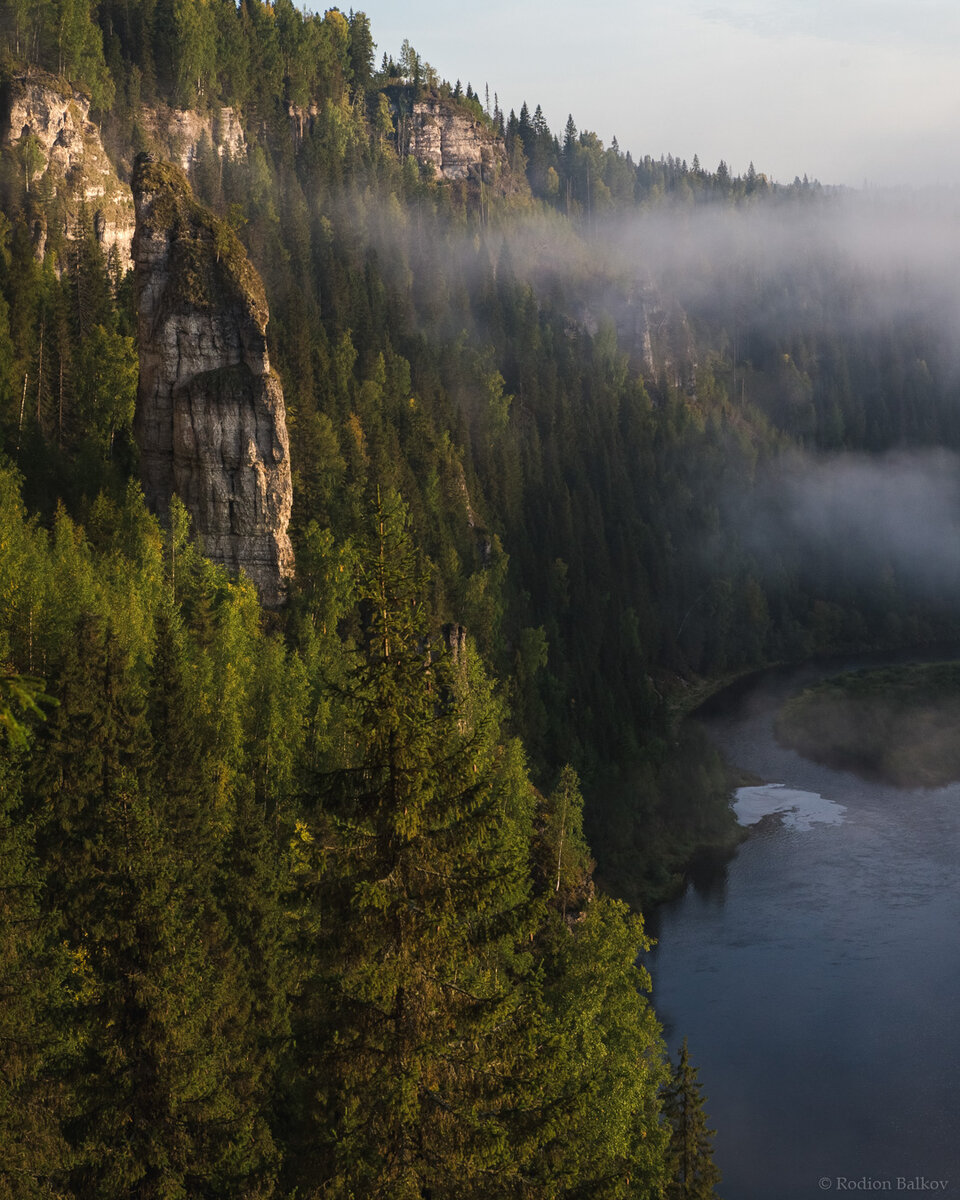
[0,0,113,109]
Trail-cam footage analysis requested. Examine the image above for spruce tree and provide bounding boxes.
[0,745,70,1198]
[663,1039,722,1200]
[290,487,539,1199]
[29,613,279,1196]
[521,769,669,1199]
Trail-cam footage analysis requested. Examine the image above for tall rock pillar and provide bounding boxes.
[132,155,294,606]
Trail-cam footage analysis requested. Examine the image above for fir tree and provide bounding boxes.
[29,614,279,1196]
[290,486,540,1199]
[663,1039,722,1200]
[0,744,70,1197]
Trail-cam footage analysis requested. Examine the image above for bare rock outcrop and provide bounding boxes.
[408,97,510,186]
[132,156,294,606]
[627,283,698,393]
[2,74,249,274]
[141,104,247,173]
[2,72,135,270]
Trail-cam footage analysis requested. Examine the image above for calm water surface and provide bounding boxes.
[648,660,960,1200]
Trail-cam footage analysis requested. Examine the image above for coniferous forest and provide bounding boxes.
[2,2,960,1195]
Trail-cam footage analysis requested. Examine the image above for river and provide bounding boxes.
[648,658,960,1199]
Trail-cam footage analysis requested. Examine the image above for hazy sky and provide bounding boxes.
[347,0,960,188]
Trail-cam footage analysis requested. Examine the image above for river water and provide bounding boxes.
[648,660,960,1199]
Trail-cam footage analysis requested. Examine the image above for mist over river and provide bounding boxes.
[648,658,960,1200]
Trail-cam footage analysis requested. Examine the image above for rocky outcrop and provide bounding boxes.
[629,284,698,393]
[581,280,697,394]
[2,75,249,274]
[409,98,509,185]
[132,156,294,606]
[2,72,135,270]
[141,104,247,173]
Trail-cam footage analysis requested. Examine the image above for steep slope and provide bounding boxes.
[1,71,249,274]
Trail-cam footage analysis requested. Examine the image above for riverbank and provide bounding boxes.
[651,656,960,1200]
[775,661,960,788]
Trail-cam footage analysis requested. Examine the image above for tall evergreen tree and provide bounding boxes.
[0,745,70,1198]
[28,614,279,1197]
[290,487,540,1199]
[663,1039,722,1200]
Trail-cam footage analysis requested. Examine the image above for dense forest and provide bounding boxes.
[1,0,959,1195]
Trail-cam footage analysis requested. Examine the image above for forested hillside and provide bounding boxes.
[2,1,960,1194]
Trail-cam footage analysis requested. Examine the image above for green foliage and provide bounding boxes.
[0,469,297,1194]
[0,448,677,1195]
[75,323,137,454]
[7,4,960,1191]
[530,896,670,1198]
[663,1040,722,1199]
[0,745,71,1198]
[55,0,116,110]
[289,488,539,1197]
[1,4,952,928]
[0,667,53,746]
[535,763,594,913]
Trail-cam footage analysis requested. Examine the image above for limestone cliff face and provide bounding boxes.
[141,104,247,173]
[2,75,247,273]
[577,279,698,393]
[627,283,698,393]
[132,156,294,606]
[3,72,135,270]
[409,98,510,187]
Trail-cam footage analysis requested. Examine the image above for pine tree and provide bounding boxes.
[54,0,115,110]
[663,1039,722,1200]
[514,766,670,1199]
[346,10,374,97]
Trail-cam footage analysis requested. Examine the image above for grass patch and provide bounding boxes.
[776,662,960,788]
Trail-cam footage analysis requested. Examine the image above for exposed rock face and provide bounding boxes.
[141,104,247,173]
[2,72,135,270]
[409,98,508,184]
[627,284,698,393]
[132,157,294,606]
[579,280,697,394]
[2,76,248,274]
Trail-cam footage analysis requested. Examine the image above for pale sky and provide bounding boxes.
[341,0,960,188]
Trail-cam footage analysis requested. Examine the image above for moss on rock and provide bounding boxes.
[132,154,267,328]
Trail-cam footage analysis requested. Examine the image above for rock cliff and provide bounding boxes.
[409,98,506,183]
[141,103,247,174]
[2,75,249,274]
[399,95,521,194]
[132,156,294,606]
[2,72,135,270]
[621,283,698,393]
